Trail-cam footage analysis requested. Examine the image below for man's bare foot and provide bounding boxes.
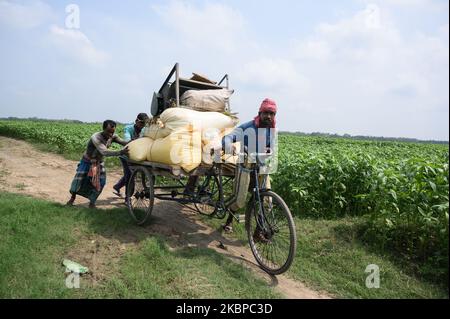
[66,200,74,206]
[113,186,122,197]
[222,224,233,234]
[253,229,270,243]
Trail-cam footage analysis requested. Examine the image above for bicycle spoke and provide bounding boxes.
[127,167,154,225]
[247,191,296,275]
[195,175,221,216]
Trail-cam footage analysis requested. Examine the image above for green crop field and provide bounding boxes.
[275,134,449,284]
[0,119,124,167]
[0,119,448,293]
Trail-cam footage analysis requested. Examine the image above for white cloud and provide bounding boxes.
[294,39,332,61]
[320,3,382,32]
[0,0,53,29]
[358,0,449,13]
[317,4,400,45]
[49,25,110,67]
[284,3,449,139]
[152,1,245,53]
[1,2,447,140]
[237,57,308,91]
[372,0,430,6]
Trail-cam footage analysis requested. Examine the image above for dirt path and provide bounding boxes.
[0,136,331,299]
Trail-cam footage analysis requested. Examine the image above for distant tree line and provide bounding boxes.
[0,117,124,125]
[1,117,447,144]
[279,131,449,145]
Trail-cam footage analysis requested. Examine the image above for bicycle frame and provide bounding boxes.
[205,153,273,227]
[146,152,272,225]
[247,162,273,233]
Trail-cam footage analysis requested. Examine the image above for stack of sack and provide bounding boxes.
[127,107,238,172]
[179,88,234,113]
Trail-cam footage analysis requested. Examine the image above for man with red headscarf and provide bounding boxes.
[222,97,277,153]
[220,98,278,233]
[253,98,277,128]
[184,98,278,233]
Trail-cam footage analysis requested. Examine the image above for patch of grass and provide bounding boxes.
[90,236,279,298]
[14,183,26,190]
[0,161,7,182]
[199,211,448,298]
[0,193,79,298]
[0,192,281,298]
[357,219,449,285]
[287,216,448,299]
[0,121,122,168]
[32,141,81,162]
[198,210,248,243]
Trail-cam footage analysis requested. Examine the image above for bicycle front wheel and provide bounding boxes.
[245,190,297,275]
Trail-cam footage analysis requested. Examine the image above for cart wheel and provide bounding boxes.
[245,190,297,275]
[127,166,154,226]
[194,175,221,216]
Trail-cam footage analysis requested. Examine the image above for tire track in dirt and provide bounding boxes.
[0,136,331,299]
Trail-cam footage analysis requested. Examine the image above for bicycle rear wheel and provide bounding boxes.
[127,166,154,226]
[245,190,297,275]
[194,175,221,216]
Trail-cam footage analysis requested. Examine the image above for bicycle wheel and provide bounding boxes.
[127,166,154,225]
[194,175,221,216]
[245,190,297,275]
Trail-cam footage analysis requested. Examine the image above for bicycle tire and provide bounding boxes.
[245,190,297,275]
[127,166,154,226]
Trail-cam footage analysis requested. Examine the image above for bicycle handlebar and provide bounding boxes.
[210,147,273,166]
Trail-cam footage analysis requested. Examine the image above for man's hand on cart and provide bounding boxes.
[210,144,238,163]
[120,146,129,157]
[212,144,237,155]
[233,146,273,165]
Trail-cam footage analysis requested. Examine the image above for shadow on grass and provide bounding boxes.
[55,197,284,288]
[331,221,448,288]
[52,200,281,297]
[59,199,250,260]
[172,240,279,287]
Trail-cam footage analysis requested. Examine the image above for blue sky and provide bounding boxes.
[0,0,448,140]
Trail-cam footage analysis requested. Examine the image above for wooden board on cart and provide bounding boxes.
[127,159,236,178]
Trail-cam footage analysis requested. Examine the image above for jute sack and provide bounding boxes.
[143,108,236,140]
[127,137,154,162]
[180,88,234,112]
[147,131,202,172]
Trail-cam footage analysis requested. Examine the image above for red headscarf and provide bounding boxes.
[254,98,277,128]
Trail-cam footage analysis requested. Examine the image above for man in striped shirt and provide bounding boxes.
[67,120,129,209]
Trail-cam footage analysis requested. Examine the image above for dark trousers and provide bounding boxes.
[114,157,131,193]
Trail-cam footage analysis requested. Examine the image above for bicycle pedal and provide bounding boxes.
[237,214,245,223]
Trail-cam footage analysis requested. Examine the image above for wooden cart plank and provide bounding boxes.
[127,159,235,178]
